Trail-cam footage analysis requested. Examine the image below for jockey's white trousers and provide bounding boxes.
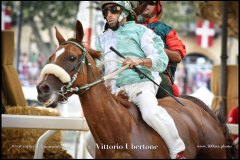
[120,81,185,159]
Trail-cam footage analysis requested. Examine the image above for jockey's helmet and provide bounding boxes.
[154,1,162,15]
[100,1,136,21]
[100,1,133,12]
[139,1,162,20]
[146,1,162,16]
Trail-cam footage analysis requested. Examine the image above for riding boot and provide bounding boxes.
[176,151,186,159]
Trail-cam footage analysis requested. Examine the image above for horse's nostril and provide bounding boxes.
[40,84,50,94]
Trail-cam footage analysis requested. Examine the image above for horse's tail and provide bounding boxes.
[180,95,237,159]
[215,110,238,159]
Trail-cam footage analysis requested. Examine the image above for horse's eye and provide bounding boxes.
[69,56,76,62]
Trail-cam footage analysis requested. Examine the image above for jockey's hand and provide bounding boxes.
[122,57,143,68]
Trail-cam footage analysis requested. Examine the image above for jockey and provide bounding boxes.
[95,1,186,159]
[138,1,186,99]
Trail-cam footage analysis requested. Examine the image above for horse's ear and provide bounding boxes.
[76,20,84,43]
[55,26,66,45]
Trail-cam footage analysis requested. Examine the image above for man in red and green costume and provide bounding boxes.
[138,1,186,99]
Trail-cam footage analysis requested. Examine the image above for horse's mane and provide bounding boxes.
[180,95,219,122]
[85,46,102,60]
[67,38,102,60]
[180,95,237,159]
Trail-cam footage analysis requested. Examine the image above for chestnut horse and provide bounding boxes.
[37,20,235,159]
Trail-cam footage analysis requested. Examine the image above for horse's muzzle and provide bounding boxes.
[36,80,59,108]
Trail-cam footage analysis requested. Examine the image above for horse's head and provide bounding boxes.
[37,20,101,108]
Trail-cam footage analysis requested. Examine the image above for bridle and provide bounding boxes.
[57,40,98,103]
[49,40,129,104]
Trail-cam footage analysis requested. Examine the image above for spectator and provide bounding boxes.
[30,52,38,62]
[227,105,239,141]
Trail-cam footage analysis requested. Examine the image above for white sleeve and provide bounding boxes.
[140,29,169,72]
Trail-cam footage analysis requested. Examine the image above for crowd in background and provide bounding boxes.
[17,52,211,95]
[18,52,46,87]
[175,65,212,95]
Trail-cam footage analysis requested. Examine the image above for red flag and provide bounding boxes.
[2,4,12,30]
[2,5,12,30]
[195,20,215,48]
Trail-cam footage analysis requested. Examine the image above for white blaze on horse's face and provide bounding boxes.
[54,48,65,63]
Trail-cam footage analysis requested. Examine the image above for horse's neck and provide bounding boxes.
[80,83,130,145]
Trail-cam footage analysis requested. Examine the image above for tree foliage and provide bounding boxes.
[160,1,196,34]
[3,1,80,56]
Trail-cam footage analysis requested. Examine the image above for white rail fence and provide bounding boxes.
[2,114,239,159]
[2,114,90,159]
